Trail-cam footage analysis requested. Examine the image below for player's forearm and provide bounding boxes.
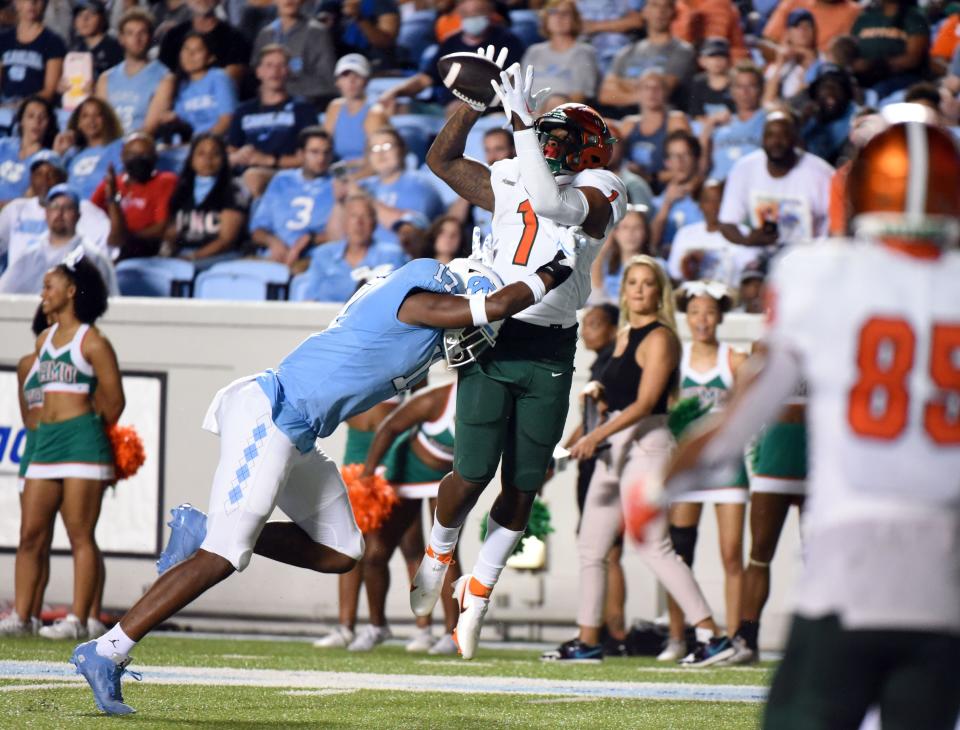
[514,129,589,226]
[426,104,481,172]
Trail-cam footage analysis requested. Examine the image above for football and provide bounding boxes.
[436,51,502,109]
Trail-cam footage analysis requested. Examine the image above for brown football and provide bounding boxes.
[436,51,501,109]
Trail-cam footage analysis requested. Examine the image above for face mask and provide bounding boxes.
[193,175,216,204]
[461,15,490,36]
[125,155,155,183]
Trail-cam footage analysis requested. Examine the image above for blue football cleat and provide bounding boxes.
[70,640,141,715]
[539,638,604,663]
[156,503,207,575]
[679,635,736,668]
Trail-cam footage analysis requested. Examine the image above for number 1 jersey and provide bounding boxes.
[488,157,628,328]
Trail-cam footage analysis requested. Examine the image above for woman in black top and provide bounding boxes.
[162,132,249,268]
[544,255,732,665]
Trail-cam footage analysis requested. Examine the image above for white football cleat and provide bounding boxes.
[410,547,453,618]
[656,638,687,662]
[347,625,392,652]
[452,574,490,660]
[39,614,88,640]
[312,625,354,648]
[405,627,436,653]
[428,634,459,655]
[0,613,32,637]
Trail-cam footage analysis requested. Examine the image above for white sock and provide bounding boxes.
[428,511,461,555]
[472,514,524,589]
[96,624,136,659]
[695,627,715,644]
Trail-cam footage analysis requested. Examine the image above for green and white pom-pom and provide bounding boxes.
[668,396,712,439]
[479,498,554,556]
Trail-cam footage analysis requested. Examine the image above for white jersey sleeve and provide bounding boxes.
[570,167,629,234]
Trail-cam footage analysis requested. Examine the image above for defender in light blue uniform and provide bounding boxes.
[69,252,572,716]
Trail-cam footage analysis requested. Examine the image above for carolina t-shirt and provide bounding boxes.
[227,97,316,157]
[0,27,66,102]
[174,68,237,135]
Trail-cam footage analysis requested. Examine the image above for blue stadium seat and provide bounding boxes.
[391,114,446,138]
[366,75,410,105]
[397,10,437,69]
[206,259,291,299]
[193,270,274,300]
[392,121,433,165]
[116,257,195,297]
[508,9,542,47]
[288,272,312,302]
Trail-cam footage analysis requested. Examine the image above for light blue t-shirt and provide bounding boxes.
[0,138,53,201]
[709,110,766,181]
[250,169,334,247]
[652,191,704,251]
[66,139,123,200]
[256,258,463,451]
[304,239,409,303]
[174,67,237,135]
[359,170,444,244]
[104,60,170,134]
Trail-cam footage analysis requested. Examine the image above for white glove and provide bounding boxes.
[555,226,587,268]
[491,63,551,127]
[469,226,496,268]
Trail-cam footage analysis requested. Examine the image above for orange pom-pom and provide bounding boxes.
[106,424,146,481]
[342,463,398,534]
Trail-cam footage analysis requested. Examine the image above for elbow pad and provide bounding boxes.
[514,129,589,227]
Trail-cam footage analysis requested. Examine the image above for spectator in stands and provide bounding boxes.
[322,0,399,68]
[617,69,692,188]
[0,153,109,269]
[801,63,856,165]
[577,0,644,74]
[251,126,336,268]
[687,37,734,125]
[671,0,748,62]
[827,107,882,235]
[851,0,929,101]
[158,0,251,87]
[97,9,173,136]
[69,0,122,80]
[650,130,703,255]
[702,61,766,181]
[605,124,654,207]
[226,44,315,197]
[0,0,65,107]
[763,0,861,54]
[390,210,430,258]
[666,179,757,287]
[0,183,117,293]
[252,0,336,110]
[718,110,834,249]
[153,30,237,141]
[378,0,523,112]
[161,132,248,267]
[931,3,960,77]
[0,95,57,204]
[762,9,819,108]
[151,0,191,43]
[92,132,178,259]
[590,204,654,301]
[53,97,124,200]
[358,127,444,244]
[301,193,407,302]
[598,0,695,108]
[424,215,468,264]
[323,53,388,173]
[942,48,960,125]
[735,265,765,313]
[521,0,598,103]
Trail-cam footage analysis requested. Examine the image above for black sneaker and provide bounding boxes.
[540,638,604,663]
[602,634,629,657]
[679,635,736,668]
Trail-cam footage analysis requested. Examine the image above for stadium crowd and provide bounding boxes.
[1,0,959,301]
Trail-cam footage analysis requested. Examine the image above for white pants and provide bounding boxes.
[199,378,364,572]
[577,415,713,629]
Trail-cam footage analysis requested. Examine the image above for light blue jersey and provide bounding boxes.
[104,60,170,134]
[175,67,237,135]
[256,258,462,452]
[709,110,766,181]
[0,138,53,201]
[66,140,123,200]
[359,170,444,244]
[651,191,704,249]
[250,169,334,247]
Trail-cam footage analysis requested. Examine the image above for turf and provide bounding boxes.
[0,635,771,729]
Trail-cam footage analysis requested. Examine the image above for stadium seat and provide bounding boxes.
[397,10,437,69]
[193,270,275,301]
[116,257,195,297]
[206,260,291,299]
[366,75,410,105]
[392,120,434,165]
[288,272,312,302]
[391,114,445,138]
[508,9,543,47]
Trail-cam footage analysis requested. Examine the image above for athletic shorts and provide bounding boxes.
[453,319,577,492]
[16,428,36,493]
[750,422,807,495]
[383,430,448,499]
[343,427,375,467]
[198,378,364,572]
[25,412,114,481]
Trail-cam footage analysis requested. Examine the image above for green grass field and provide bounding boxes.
[0,635,772,729]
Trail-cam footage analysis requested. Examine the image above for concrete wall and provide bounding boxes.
[0,294,802,647]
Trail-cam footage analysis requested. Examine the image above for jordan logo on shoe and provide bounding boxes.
[109,639,119,648]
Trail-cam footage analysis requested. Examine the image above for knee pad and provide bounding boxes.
[668,525,698,567]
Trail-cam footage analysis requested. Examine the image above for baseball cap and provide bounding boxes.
[391,211,430,231]
[44,183,80,207]
[335,53,371,78]
[73,0,107,16]
[700,37,730,58]
[30,150,65,173]
[787,8,815,27]
[809,62,854,97]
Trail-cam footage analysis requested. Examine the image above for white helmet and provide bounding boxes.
[443,257,505,368]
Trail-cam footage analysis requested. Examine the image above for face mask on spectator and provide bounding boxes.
[125,155,156,183]
[461,15,490,36]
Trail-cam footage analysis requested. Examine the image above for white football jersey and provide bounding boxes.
[767,241,960,630]
[488,158,628,328]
